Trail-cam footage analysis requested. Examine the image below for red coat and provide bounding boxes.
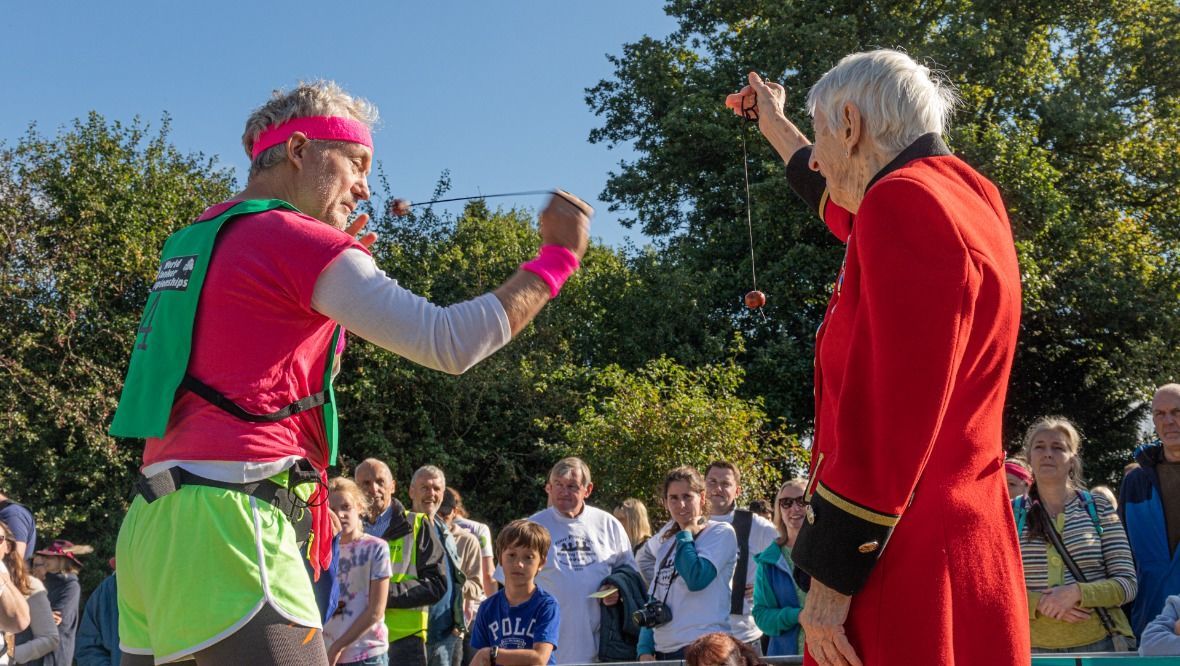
[786,135,1030,665]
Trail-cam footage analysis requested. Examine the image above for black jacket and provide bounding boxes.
[597,564,646,662]
[381,499,447,609]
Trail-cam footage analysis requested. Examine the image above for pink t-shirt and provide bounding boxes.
[141,201,367,470]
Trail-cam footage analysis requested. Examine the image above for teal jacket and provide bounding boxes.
[752,542,806,656]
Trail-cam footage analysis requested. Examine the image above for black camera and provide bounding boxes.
[631,600,673,628]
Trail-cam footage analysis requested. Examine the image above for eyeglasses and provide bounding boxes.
[778,497,809,509]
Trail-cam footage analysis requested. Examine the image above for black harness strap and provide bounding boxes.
[134,461,316,545]
[730,509,753,615]
[180,374,326,423]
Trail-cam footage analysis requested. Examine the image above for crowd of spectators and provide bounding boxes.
[2,382,1179,663]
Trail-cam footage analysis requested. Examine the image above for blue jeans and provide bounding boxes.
[341,653,389,666]
[427,632,460,666]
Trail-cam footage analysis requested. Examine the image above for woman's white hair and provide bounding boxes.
[807,49,959,155]
[242,79,379,177]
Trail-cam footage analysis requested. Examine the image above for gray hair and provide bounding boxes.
[807,49,959,155]
[242,80,379,178]
[411,465,446,487]
[549,457,592,487]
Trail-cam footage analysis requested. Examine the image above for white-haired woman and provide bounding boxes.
[752,479,809,656]
[1015,417,1136,653]
[728,49,1027,665]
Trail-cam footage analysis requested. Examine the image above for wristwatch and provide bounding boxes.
[490,645,499,664]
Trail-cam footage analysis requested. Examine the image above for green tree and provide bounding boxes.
[0,114,235,588]
[558,353,805,521]
[587,0,1180,485]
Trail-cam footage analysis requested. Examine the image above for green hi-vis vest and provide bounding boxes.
[385,510,431,642]
[108,199,342,464]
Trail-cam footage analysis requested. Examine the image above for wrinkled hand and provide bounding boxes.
[539,190,592,260]
[52,611,62,626]
[597,584,620,606]
[1038,584,1085,621]
[638,655,656,662]
[745,583,754,600]
[799,578,862,666]
[726,72,788,127]
[344,212,378,248]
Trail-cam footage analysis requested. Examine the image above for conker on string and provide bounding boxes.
[389,198,412,217]
[744,290,766,309]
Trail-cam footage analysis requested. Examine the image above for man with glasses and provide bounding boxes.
[527,457,636,664]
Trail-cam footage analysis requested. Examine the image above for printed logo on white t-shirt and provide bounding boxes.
[552,535,599,571]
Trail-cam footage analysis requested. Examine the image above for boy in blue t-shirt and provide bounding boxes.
[470,519,560,666]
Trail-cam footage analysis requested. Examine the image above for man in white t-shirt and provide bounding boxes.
[527,457,636,664]
[704,461,778,651]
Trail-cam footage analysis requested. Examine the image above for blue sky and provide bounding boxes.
[0,2,678,247]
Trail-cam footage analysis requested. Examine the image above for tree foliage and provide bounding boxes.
[586,0,1180,485]
[558,354,804,522]
[0,114,235,588]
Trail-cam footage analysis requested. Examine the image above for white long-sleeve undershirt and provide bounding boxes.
[310,248,512,376]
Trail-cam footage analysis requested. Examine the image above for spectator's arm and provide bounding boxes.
[673,531,718,591]
[387,521,447,608]
[73,591,109,666]
[13,589,59,662]
[52,581,81,632]
[480,556,497,595]
[1139,599,1180,657]
[752,562,800,635]
[0,572,29,633]
[637,627,655,656]
[329,577,390,657]
[1080,496,1137,607]
[488,644,555,665]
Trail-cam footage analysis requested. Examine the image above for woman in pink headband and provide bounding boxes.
[1005,458,1033,499]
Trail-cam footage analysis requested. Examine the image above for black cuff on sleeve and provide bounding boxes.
[790,483,897,595]
[784,145,826,217]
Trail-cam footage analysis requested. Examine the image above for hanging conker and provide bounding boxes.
[389,198,412,217]
[744,290,766,309]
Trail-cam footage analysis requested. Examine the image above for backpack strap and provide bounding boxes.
[1077,489,1103,535]
[1012,496,1028,536]
[729,509,753,615]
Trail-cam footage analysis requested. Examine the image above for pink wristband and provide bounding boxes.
[521,245,580,298]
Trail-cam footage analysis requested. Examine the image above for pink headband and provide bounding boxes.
[1005,462,1033,484]
[251,115,373,159]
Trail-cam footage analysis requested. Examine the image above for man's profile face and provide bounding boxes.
[1153,389,1180,450]
[355,463,394,516]
[409,473,446,519]
[545,471,590,518]
[705,466,741,515]
[291,138,372,230]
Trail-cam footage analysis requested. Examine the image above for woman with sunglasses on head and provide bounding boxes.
[752,479,809,656]
[1,522,58,665]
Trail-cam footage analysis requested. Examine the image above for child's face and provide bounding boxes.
[329,491,363,538]
[500,544,545,585]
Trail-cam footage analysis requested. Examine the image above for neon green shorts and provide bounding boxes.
[115,481,322,663]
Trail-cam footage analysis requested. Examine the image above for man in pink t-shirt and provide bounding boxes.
[113,80,592,666]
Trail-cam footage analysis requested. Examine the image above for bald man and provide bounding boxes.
[1121,384,1180,637]
[355,459,445,666]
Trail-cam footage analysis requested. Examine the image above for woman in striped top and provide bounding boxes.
[1016,416,1137,652]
